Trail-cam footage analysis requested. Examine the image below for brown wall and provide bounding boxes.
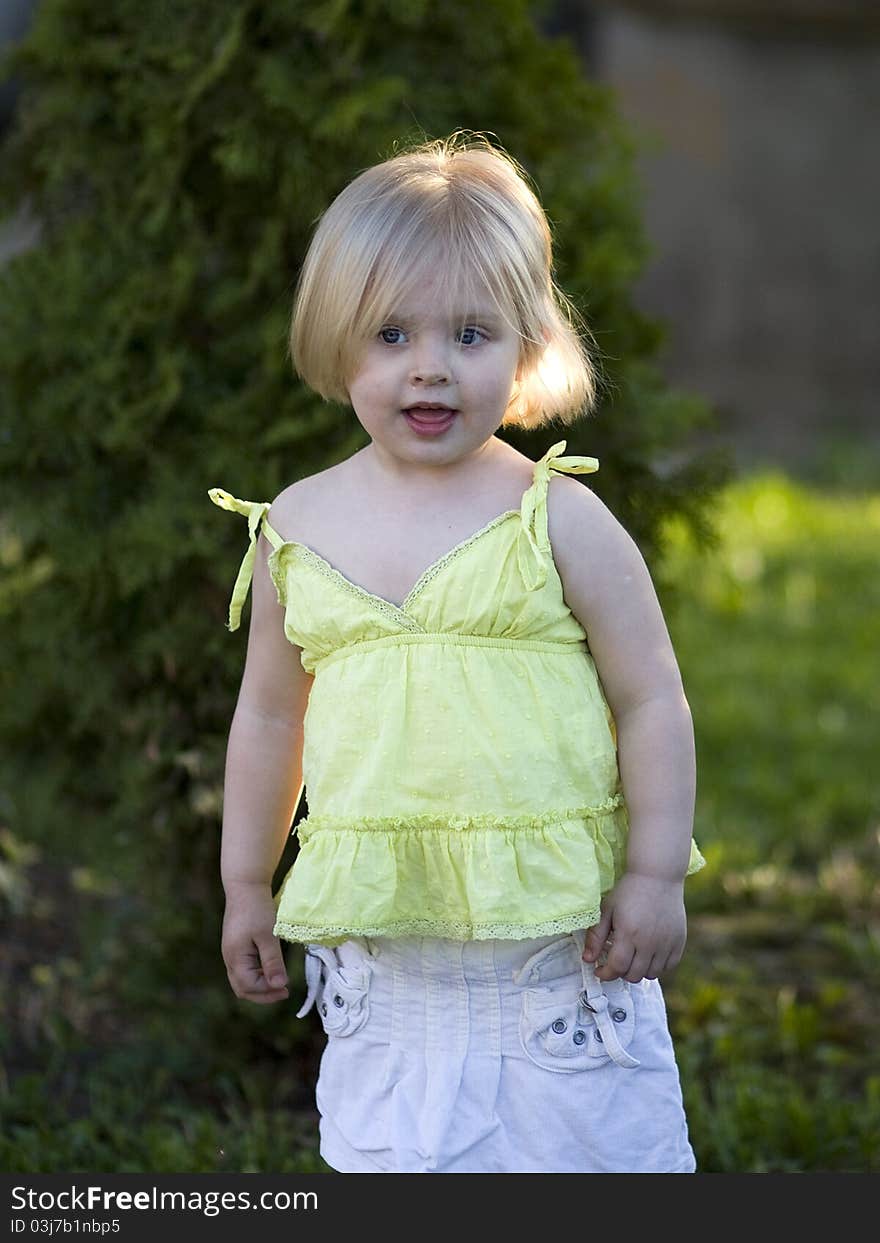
[543,1,880,472]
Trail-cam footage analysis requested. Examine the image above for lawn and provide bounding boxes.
[661,468,880,1172]
[2,466,878,1173]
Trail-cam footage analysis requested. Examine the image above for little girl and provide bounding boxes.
[210,132,705,1174]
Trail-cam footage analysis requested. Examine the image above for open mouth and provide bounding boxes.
[403,407,458,434]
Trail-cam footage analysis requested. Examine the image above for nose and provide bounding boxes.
[410,336,451,386]
[411,362,449,385]
[412,373,448,391]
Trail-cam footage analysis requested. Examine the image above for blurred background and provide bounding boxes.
[1,0,877,1173]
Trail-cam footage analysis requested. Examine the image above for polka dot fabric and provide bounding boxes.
[209,442,705,948]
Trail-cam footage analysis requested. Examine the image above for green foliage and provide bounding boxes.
[659,473,880,1173]
[0,0,733,1172]
[3,473,877,1172]
[1,1066,333,1173]
[661,473,880,865]
[0,0,728,1003]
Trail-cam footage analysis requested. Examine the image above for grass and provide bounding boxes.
[659,468,880,1171]
[1,465,878,1172]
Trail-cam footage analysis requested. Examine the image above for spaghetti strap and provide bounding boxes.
[208,487,286,631]
[517,440,599,592]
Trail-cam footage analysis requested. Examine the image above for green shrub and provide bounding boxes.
[0,0,730,1171]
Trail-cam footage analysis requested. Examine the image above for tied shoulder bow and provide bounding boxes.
[517,440,599,592]
[208,487,283,631]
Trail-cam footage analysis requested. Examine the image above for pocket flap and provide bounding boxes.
[316,961,372,1037]
[520,975,638,1071]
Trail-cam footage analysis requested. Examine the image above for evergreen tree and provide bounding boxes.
[0,0,730,1018]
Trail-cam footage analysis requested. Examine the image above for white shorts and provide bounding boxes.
[296,930,697,1174]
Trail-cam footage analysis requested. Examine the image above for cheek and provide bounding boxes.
[348,370,396,418]
[484,363,521,398]
[348,368,379,401]
[354,356,395,391]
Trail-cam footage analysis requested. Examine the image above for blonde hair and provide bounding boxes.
[289,131,600,430]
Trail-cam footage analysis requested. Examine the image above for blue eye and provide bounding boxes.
[378,325,487,346]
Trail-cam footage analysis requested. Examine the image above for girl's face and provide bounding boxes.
[347,273,523,475]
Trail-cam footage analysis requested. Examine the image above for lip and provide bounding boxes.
[403,408,457,436]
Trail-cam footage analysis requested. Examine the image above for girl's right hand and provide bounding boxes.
[221,881,290,1004]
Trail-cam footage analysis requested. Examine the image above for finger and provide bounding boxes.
[234,945,274,989]
[583,907,614,961]
[659,942,685,977]
[669,932,687,971]
[226,946,287,998]
[643,952,663,981]
[256,938,289,990]
[244,971,288,995]
[227,966,290,1004]
[595,940,635,982]
[243,988,289,1005]
[623,950,653,984]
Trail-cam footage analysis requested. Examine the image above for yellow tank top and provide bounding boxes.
[209,440,705,947]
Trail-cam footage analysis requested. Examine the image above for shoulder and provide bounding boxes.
[547,470,637,565]
[546,471,654,628]
[546,470,685,715]
[266,459,349,540]
[267,476,312,534]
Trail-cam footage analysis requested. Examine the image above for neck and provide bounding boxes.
[359,436,503,494]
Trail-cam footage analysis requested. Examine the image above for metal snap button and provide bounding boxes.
[551,1018,567,1034]
[612,1007,627,1022]
[573,1029,586,1045]
[333,994,345,1007]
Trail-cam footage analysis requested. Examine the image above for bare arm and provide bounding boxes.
[220,511,313,1004]
[549,475,696,980]
[613,696,695,883]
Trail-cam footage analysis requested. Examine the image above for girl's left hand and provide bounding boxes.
[581,872,687,983]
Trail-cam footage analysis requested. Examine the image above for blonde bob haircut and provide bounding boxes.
[289,131,601,430]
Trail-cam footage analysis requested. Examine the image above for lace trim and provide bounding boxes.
[274,906,605,946]
[268,511,520,626]
[266,548,289,611]
[296,795,626,840]
[269,544,424,632]
[400,509,519,610]
[218,448,596,623]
